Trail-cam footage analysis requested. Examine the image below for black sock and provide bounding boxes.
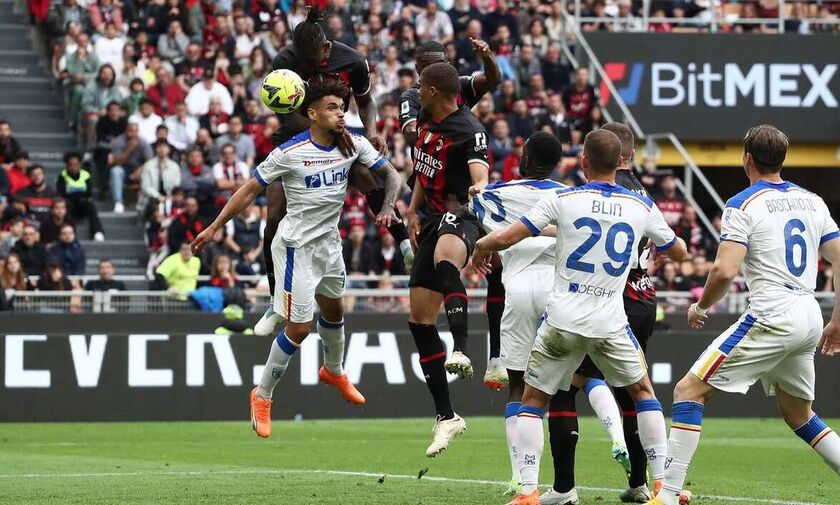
[548,386,579,494]
[435,261,469,353]
[266,272,275,299]
[366,188,409,243]
[615,387,647,487]
[409,322,453,419]
[485,266,504,359]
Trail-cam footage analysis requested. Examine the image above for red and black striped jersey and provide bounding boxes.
[616,168,657,309]
[414,105,489,214]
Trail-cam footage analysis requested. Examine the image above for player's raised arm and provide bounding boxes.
[355,135,401,227]
[468,38,501,98]
[191,178,264,253]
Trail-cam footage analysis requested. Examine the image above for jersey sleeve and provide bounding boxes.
[253,148,292,187]
[645,204,679,250]
[349,57,372,96]
[353,135,386,171]
[521,194,558,236]
[464,128,490,170]
[719,206,751,247]
[818,197,840,245]
[399,89,420,131]
[271,46,294,70]
[459,76,480,109]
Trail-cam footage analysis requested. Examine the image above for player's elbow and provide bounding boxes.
[664,238,688,262]
[710,261,739,283]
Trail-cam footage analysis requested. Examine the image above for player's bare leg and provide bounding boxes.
[433,234,473,378]
[347,163,414,269]
[570,373,630,476]
[315,293,364,404]
[776,386,840,474]
[409,285,466,456]
[254,182,287,336]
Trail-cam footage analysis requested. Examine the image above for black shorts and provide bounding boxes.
[408,212,481,292]
[575,301,656,380]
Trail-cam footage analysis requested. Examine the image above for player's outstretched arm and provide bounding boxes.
[818,237,840,355]
[472,221,533,274]
[355,91,387,155]
[191,178,263,254]
[374,159,402,228]
[661,237,688,262]
[688,240,747,329]
[468,161,489,197]
[406,178,425,252]
[470,38,501,98]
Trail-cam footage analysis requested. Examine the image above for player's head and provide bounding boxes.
[415,41,447,75]
[581,129,622,179]
[600,122,634,166]
[304,78,350,133]
[418,62,458,110]
[743,124,787,176]
[520,132,563,180]
[293,4,331,75]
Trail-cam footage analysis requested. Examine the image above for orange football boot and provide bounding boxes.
[319,366,366,405]
[249,387,272,438]
[505,489,540,505]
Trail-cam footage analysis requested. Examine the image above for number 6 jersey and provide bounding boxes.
[720,180,839,314]
[522,181,678,339]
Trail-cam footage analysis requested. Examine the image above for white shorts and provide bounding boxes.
[690,296,823,401]
[272,233,346,324]
[500,266,553,371]
[525,321,647,395]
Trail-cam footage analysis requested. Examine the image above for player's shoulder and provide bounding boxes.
[486,179,566,192]
[331,41,367,67]
[725,180,815,212]
[272,44,296,70]
[557,181,653,208]
[450,105,485,133]
[276,131,312,154]
[399,84,420,102]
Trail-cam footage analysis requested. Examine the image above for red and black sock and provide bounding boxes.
[409,321,454,420]
[614,387,647,488]
[436,260,469,353]
[485,266,504,359]
[548,387,579,494]
[366,188,409,243]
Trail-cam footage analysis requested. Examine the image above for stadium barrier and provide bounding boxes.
[2,313,839,422]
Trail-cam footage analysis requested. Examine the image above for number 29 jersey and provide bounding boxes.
[522,181,678,339]
[719,180,839,314]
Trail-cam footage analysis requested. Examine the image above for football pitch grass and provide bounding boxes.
[1,417,838,504]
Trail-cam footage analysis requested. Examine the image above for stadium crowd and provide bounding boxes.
[0,0,837,310]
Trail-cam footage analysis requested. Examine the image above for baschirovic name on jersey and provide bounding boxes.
[253,131,385,247]
[720,180,839,314]
[521,181,678,338]
[471,179,567,283]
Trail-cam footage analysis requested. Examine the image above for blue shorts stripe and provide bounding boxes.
[504,402,522,419]
[276,332,298,355]
[718,314,757,354]
[672,401,705,426]
[284,247,295,292]
[318,315,344,329]
[636,399,663,413]
[583,378,607,396]
[625,324,641,350]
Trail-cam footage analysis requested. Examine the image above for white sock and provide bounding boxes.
[794,414,840,474]
[584,379,625,445]
[635,398,667,481]
[317,315,345,375]
[516,406,545,494]
[504,402,521,481]
[660,401,705,505]
[257,331,299,399]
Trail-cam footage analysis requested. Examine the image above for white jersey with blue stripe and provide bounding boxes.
[522,181,677,339]
[719,179,839,314]
[470,179,567,283]
[253,130,385,248]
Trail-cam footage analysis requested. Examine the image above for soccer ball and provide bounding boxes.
[260,69,306,114]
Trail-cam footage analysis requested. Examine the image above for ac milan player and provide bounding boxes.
[406,62,489,457]
[255,3,412,336]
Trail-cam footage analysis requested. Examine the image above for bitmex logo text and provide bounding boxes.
[601,62,838,108]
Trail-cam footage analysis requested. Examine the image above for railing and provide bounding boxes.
[6,289,835,315]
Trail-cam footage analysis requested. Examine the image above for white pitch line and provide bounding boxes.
[0,468,827,505]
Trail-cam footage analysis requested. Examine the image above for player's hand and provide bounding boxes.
[190,227,215,255]
[470,247,494,276]
[334,128,356,158]
[819,320,840,356]
[375,205,397,228]
[469,37,491,56]
[407,210,421,252]
[370,135,389,156]
[687,303,708,329]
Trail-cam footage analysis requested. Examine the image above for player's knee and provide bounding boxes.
[507,370,525,400]
[284,322,310,343]
[673,374,707,403]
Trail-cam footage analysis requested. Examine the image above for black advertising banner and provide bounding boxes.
[587,33,840,142]
[1,314,840,421]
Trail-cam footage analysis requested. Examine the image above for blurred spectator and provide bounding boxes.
[57,152,105,241]
[224,203,263,271]
[230,15,261,64]
[449,0,482,37]
[489,119,513,173]
[484,0,519,42]
[198,96,231,137]
[655,174,686,227]
[525,73,549,117]
[215,116,255,167]
[81,64,122,146]
[6,152,33,196]
[156,241,201,293]
[147,67,187,117]
[677,259,705,291]
[254,115,279,165]
[130,98,164,144]
[109,121,153,212]
[116,45,145,94]
[36,262,74,291]
[39,199,75,246]
[495,79,518,115]
[260,19,290,61]
[369,229,406,276]
[167,195,203,251]
[416,0,454,44]
[17,165,58,224]
[537,93,574,145]
[1,253,30,295]
[123,78,147,116]
[48,0,91,37]
[212,144,250,203]
[176,42,211,90]
[48,223,86,276]
[94,22,127,71]
[522,18,550,55]
[541,43,571,92]
[89,0,124,35]
[674,206,709,256]
[186,68,234,116]
[507,100,536,140]
[12,224,48,276]
[93,101,127,196]
[0,120,22,168]
[138,143,182,212]
[65,36,101,125]
[613,0,643,32]
[0,218,25,257]
[180,147,215,196]
[158,20,190,63]
[152,125,181,162]
[343,224,371,275]
[84,258,126,291]
[513,44,542,93]
[561,67,599,127]
[639,158,658,195]
[655,261,680,291]
[502,137,524,182]
[192,127,220,165]
[165,101,199,151]
[209,254,236,287]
